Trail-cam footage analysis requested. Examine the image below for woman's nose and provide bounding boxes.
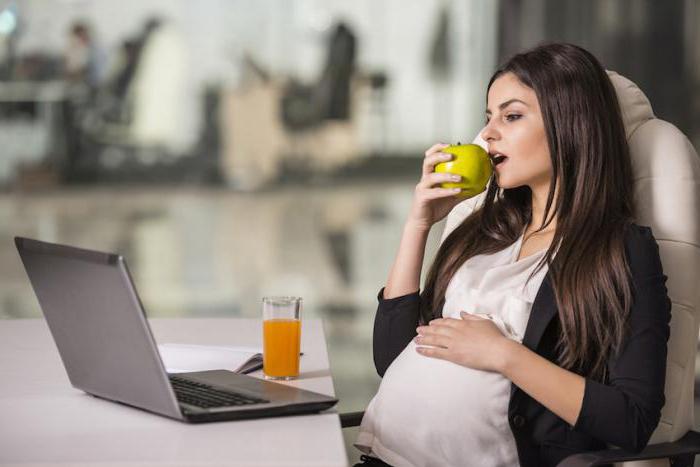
[480,123,499,143]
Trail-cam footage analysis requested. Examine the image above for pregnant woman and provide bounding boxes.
[354,43,671,467]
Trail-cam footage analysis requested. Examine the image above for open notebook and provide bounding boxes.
[158,343,263,374]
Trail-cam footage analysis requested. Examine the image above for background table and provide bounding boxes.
[0,318,348,466]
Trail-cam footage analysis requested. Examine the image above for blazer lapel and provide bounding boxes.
[521,272,558,351]
[510,272,558,398]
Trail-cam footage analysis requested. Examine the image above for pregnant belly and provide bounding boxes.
[362,341,517,466]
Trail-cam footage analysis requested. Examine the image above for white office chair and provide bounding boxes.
[341,71,700,466]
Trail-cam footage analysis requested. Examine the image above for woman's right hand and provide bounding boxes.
[407,143,465,231]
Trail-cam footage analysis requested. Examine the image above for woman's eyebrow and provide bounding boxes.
[485,98,529,115]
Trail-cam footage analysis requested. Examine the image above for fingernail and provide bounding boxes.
[451,175,461,181]
[452,188,461,193]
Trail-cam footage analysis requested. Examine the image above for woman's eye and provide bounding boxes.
[505,114,522,122]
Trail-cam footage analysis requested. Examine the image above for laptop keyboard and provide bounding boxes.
[169,375,270,409]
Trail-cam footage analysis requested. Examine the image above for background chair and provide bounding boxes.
[340,71,700,467]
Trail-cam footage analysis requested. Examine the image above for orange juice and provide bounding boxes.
[263,319,301,378]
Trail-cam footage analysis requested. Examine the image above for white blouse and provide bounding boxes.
[355,232,551,467]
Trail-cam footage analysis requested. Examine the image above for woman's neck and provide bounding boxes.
[530,183,558,232]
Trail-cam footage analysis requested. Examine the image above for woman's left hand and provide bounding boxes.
[414,312,515,373]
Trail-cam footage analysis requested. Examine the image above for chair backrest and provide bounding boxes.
[441,71,700,446]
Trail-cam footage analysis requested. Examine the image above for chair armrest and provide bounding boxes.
[557,430,700,467]
[340,411,365,428]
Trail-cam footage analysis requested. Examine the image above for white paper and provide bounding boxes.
[158,343,263,374]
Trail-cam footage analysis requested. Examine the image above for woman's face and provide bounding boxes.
[481,72,552,191]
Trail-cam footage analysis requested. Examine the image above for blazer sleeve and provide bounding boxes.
[573,225,672,452]
[372,288,422,377]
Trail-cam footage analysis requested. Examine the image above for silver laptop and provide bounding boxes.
[15,237,337,423]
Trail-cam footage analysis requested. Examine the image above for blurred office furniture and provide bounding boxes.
[0,80,67,187]
[220,74,367,189]
[127,21,190,155]
[281,22,356,128]
[220,23,369,189]
[1,318,347,466]
[280,21,358,176]
[220,74,368,189]
[94,20,189,153]
[65,19,197,183]
[219,69,288,189]
[364,71,389,157]
[340,72,700,466]
[428,4,453,139]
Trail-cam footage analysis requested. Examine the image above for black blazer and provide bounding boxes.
[372,223,671,467]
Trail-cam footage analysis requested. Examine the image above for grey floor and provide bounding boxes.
[1,182,697,465]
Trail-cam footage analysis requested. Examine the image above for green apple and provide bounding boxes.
[434,143,492,198]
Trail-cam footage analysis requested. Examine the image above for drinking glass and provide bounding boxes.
[262,296,302,380]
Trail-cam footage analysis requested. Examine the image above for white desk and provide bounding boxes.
[0,318,348,467]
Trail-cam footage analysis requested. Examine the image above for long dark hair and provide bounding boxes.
[421,43,635,381]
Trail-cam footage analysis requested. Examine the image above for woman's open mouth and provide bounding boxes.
[491,154,508,167]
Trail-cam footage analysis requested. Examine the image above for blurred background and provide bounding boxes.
[0,0,698,463]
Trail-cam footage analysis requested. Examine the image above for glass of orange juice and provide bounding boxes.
[262,296,302,380]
